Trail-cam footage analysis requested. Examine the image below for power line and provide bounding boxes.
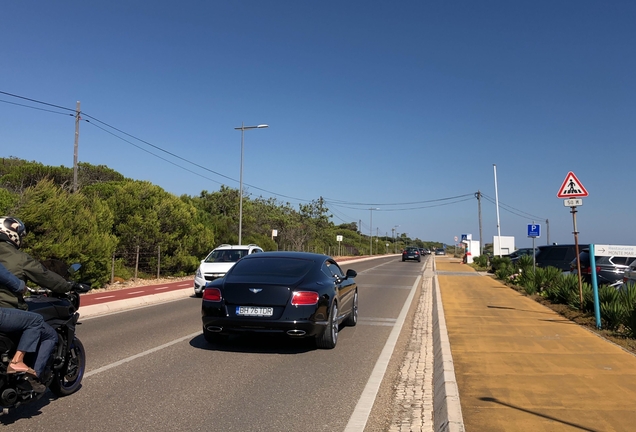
[326,195,475,212]
[323,193,474,206]
[0,90,311,203]
[480,193,545,221]
[0,99,73,117]
[0,91,76,112]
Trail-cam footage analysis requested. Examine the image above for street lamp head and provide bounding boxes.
[256,124,269,128]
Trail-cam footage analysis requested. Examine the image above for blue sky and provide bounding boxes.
[2,1,635,249]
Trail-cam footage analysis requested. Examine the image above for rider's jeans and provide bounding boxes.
[0,308,58,376]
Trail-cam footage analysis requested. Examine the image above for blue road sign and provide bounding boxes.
[527,224,541,238]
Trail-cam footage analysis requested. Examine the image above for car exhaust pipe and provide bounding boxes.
[287,329,306,336]
[205,326,223,332]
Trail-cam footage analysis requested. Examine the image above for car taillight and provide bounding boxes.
[203,288,222,302]
[291,291,319,305]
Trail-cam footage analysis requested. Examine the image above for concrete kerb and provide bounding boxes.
[80,288,193,319]
[431,258,465,432]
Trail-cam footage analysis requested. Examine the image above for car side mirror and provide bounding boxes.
[345,269,357,279]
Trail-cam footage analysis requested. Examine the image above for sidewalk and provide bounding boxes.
[437,257,636,432]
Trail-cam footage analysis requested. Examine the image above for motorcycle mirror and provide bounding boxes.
[68,263,82,274]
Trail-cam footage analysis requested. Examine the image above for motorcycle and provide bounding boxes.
[0,263,90,414]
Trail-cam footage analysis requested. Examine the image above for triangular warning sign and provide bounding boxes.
[557,171,588,198]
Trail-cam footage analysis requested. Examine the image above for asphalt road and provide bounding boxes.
[1,255,427,431]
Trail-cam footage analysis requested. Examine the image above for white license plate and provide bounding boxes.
[236,306,274,317]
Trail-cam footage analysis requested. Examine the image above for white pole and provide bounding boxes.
[493,164,502,257]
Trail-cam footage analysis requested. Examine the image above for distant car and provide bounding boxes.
[506,248,539,264]
[506,248,537,259]
[622,260,636,288]
[570,248,636,287]
[201,251,358,349]
[402,247,421,262]
[435,248,446,256]
[194,244,264,297]
[418,248,429,256]
[535,244,587,272]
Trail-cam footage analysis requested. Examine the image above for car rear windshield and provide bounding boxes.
[204,249,248,263]
[229,257,314,279]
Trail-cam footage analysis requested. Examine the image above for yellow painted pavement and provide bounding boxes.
[436,257,636,432]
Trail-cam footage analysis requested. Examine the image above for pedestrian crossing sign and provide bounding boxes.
[557,171,588,198]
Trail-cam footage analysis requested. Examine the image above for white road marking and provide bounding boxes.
[128,291,144,295]
[344,271,422,431]
[154,286,170,290]
[84,331,201,378]
[94,295,116,300]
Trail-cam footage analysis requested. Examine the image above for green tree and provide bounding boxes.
[16,179,118,285]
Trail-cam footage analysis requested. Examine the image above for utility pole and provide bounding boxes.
[546,218,550,245]
[73,101,80,193]
[475,191,483,255]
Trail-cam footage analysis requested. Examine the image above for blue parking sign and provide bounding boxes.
[527,224,541,238]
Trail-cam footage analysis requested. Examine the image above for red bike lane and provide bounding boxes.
[80,279,194,306]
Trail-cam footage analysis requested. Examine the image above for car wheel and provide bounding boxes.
[195,291,203,298]
[402,258,405,262]
[316,302,338,349]
[343,289,358,327]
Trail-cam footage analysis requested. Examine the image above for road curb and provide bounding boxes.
[80,288,193,318]
[432,259,465,432]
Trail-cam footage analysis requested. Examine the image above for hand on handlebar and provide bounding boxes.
[72,282,91,293]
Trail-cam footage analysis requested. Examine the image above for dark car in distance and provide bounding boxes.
[535,244,588,272]
[570,248,636,287]
[201,251,358,349]
[402,247,421,262]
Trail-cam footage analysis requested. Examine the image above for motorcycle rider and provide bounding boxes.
[0,262,47,392]
[0,216,78,384]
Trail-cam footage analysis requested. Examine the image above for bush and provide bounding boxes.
[515,255,534,274]
[473,254,489,268]
[495,263,514,280]
[490,256,512,273]
[569,281,594,312]
[523,278,539,295]
[601,301,627,331]
[599,285,621,305]
[623,306,636,337]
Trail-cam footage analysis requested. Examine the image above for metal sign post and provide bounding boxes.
[557,171,589,312]
[527,223,541,272]
[571,204,584,311]
[589,244,601,329]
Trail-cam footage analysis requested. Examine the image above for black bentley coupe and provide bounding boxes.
[201,251,358,349]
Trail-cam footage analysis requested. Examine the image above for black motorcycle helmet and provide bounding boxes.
[0,216,27,249]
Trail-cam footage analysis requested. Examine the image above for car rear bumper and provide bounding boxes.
[202,316,326,337]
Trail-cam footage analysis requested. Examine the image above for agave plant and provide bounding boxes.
[599,285,621,305]
[494,261,516,281]
[623,306,636,337]
[542,266,565,292]
[601,300,628,331]
[619,283,636,309]
[515,255,534,274]
[569,281,594,312]
[553,273,578,305]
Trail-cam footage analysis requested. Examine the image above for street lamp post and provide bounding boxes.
[234,122,268,245]
[393,225,400,254]
[369,208,379,255]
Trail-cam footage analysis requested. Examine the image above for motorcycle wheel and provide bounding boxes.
[49,337,86,397]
